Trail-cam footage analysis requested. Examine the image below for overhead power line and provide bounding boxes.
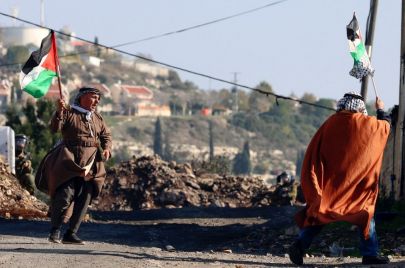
[0,0,289,63]
[113,0,288,47]
[0,11,336,112]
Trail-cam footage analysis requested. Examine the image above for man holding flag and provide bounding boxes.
[288,93,391,266]
[288,14,391,266]
[36,87,112,244]
[20,30,112,244]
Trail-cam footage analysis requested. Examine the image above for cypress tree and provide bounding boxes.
[209,120,214,161]
[233,140,251,175]
[153,117,163,157]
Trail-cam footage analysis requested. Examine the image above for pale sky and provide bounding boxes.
[0,0,401,108]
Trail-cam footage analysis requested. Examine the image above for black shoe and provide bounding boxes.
[48,228,61,243]
[288,240,304,265]
[62,231,85,245]
[362,255,390,265]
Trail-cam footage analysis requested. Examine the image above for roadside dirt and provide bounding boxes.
[1,206,404,268]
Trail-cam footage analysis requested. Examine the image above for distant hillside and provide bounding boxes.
[1,43,338,180]
[106,97,335,180]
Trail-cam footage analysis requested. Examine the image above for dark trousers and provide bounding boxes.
[297,218,378,256]
[51,177,93,233]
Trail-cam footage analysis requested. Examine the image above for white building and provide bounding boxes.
[134,62,170,78]
[0,26,49,47]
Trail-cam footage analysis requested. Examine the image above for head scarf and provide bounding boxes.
[337,91,368,115]
[73,87,101,106]
[72,87,101,137]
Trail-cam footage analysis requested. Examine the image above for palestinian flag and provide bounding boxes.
[19,31,59,98]
[346,14,374,80]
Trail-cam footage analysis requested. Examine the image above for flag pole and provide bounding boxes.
[51,31,63,100]
[360,0,379,101]
[370,75,379,98]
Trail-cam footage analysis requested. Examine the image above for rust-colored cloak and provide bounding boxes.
[295,111,390,238]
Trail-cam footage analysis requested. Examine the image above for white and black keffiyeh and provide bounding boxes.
[71,104,93,121]
[73,87,101,106]
[337,91,368,115]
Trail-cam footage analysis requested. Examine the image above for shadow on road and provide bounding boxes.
[90,206,298,221]
[0,206,298,254]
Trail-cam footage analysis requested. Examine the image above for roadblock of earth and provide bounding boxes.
[94,155,292,211]
[0,161,47,219]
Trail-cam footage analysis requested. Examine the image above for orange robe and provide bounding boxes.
[295,111,390,238]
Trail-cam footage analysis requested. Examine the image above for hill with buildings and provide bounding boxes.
[0,27,338,182]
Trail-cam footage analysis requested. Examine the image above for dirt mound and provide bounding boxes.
[94,155,292,211]
[0,161,48,219]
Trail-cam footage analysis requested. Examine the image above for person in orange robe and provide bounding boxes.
[288,92,391,266]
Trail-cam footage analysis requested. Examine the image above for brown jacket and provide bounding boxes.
[35,107,112,197]
[295,111,389,238]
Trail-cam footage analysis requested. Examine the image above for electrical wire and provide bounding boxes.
[0,11,336,111]
[0,0,289,64]
[113,0,288,47]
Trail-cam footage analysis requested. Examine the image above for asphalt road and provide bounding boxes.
[0,207,404,267]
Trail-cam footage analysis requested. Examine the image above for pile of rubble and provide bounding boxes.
[94,155,293,211]
[0,161,48,219]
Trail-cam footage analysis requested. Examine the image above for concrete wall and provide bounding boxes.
[0,126,15,174]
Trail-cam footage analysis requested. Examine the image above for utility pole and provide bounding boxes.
[231,72,240,113]
[393,0,405,200]
[40,0,45,26]
[360,0,379,101]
